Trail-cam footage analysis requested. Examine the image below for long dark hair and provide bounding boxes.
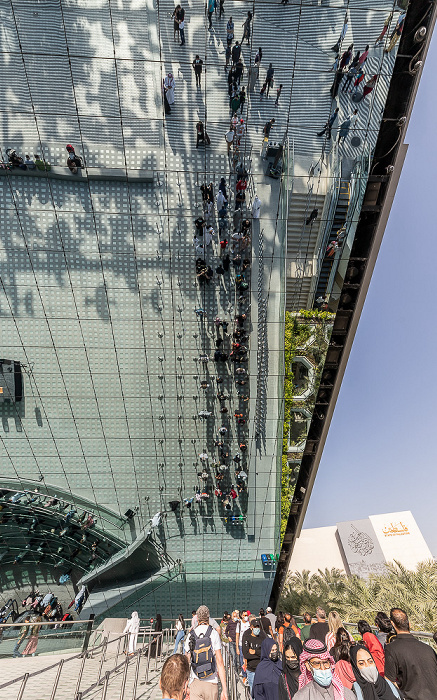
[331,627,353,662]
[374,612,393,634]
[155,614,162,632]
[178,613,185,630]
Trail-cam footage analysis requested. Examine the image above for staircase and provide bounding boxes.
[286,191,326,312]
[314,179,350,301]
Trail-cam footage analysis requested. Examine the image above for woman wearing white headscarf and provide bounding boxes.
[164,73,176,105]
[123,611,140,655]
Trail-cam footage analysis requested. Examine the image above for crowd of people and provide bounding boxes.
[187,167,254,524]
[161,604,437,700]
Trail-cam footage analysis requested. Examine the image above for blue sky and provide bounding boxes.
[303,34,437,557]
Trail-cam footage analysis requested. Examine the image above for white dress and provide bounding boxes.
[124,613,140,654]
[252,196,261,219]
[164,75,175,105]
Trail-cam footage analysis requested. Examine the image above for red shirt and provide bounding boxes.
[220,240,228,249]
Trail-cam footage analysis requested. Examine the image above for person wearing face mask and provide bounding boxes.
[293,639,355,699]
[225,611,241,673]
[242,617,267,692]
[349,645,402,700]
[253,638,282,700]
[236,610,251,682]
[278,638,303,700]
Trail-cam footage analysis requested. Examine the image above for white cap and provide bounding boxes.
[266,607,272,612]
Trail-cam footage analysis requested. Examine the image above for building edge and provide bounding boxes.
[269,0,437,609]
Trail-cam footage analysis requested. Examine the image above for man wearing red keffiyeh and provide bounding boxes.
[293,639,356,700]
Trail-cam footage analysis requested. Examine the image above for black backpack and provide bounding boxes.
[282,624,296,646]
[189,625,216,679]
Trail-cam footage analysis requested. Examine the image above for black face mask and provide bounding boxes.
[270,651,279,662]
[286,659,299,670]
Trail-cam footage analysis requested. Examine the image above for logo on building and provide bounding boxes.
[381,522,410,537]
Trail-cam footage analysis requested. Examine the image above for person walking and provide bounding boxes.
[231,41,241,66]
[384,607,437,699]
[252,195,261,219]
[351,67,365,97]
[385,12,405,53]
[317,107,339,139]
[234,58,244,85]
[123,611,140,655]
[337,111,357,144]
[362,75,377,99]
[275,84,283,107]
[12,616,31,657]
[241,12,252,45]
[219,0,224,19]
[22,616,42,656]
[207,0,215,30]
[172,5,184,41]
[294,639,355,699]
[239,86,246,114]
[225,128,234,153]
[193,56,203,87]
[160,654,190,700]
[164,73,176,105]
[184,605,228,700]
[357,619,385,676]
[150,614,163,658]
[253,638,283,700]
[263,118,275,140]
[226,17,234,46]
[339,44,353,70]
[225,611,241,672]
[278,639,303,700]
[375,13,393,47]
[242,617,267,692]
[350,645,402,700]
[265,64,274,97]
[342,64,359,92]
[359,44,370,65]
[173,614,186,654]
[309,607,329,643]
[179,15,186,45]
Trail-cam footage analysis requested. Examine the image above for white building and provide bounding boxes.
[289,511,433,578]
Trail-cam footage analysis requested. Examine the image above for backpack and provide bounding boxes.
[282,624,296,646]
[189,625,216,679]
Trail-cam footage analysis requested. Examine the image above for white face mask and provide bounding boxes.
[360,665,379,684]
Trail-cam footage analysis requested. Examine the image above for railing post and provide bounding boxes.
[81,614,95,656]
[131,649,142,700]
[120,654,130,700]
[16,673,29,700]
[74,652,87,698]
[101,672,110,700]
[144,633,152,685]
[97,636,108,683]
[50,659,64,700]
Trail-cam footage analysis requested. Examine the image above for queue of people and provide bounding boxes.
[163,604,437,700]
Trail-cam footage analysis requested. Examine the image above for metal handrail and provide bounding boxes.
[0,629,129,692]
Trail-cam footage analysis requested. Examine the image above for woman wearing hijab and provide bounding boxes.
[357,620,385,676]
[349,645,402,700]
[123,611,140,655]
[150,613,163,658]
[253,638,282,700]
[278,638,303,700]
[293,639,355,699]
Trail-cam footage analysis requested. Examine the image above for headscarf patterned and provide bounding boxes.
[298,639,347,700]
